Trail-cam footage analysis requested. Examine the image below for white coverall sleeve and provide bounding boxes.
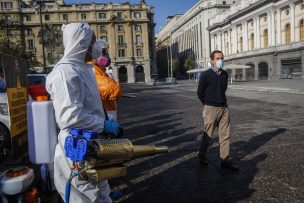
[47,67,105,133]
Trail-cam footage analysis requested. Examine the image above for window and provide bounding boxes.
[135,35,141,45]
[27,28,32,35]
[134,12,141,19]
[118,49,125,57]
[100,36,107,42]
[45,15,50,21]
[264,29,268,48]
[1,2,13,9]
[239,37,243,52]
[63,14,68,22]
[135,24,141,32]
[264,17,267,22]
[118,25,123,32]
[223,1,226,5]
[300,19,304,40]
[81,14,86,20]
[250,33,254,50]
[285,24,290,43]
[99,12,106,19]
[25,15,31,22]
[27,39,34,50]
[225,42,229,55]
[285,10,289,15]
[136,49,142,56]
[118,35,124,44]
[4,15,11,24]
[117,12,122,20]
[100,26,106,32]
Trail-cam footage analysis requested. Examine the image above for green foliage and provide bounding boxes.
[0,17,38,71]
[37,24,63,64]
[183,54,195,71]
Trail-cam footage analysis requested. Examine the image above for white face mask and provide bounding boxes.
[216,60,224,69]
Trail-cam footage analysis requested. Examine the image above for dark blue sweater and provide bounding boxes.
[197,68,228,107]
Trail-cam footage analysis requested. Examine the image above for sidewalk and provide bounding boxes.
[228,80,304,95]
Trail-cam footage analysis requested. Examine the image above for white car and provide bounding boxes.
[0,82,9,162]
[0,74,47,161]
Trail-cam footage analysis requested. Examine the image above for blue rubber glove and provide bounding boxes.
[104,120,121,136]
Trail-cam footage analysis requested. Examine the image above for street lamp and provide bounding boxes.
[25,0,54,70]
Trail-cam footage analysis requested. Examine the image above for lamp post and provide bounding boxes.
[4,16,12,49]
[37,2,46,70]
[170,31,173,83]
[27,0,54,71]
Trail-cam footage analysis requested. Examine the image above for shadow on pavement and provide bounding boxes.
[110,128,286,202]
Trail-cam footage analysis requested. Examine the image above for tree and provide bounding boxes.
[0,17,38,70]
[172,57,180,78]
[37,24,63,64]
[183,54,195,72]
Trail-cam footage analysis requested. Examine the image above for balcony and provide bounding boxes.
[135,42,143,47]
[117,43,127,47]
[225,41,304,60]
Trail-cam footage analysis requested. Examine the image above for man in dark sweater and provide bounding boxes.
[197,50,238,171]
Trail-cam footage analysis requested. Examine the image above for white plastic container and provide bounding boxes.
[0,168,34,196]
[27,101,57,164]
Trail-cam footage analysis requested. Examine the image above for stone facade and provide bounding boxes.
[209,0,304,80]
[0,0,156,83]
[156,0,237,76]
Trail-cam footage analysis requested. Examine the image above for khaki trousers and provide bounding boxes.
[202,105,231,160]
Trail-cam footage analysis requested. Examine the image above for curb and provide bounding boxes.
[228,85,304,95]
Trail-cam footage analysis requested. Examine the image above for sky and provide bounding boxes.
[63,0,198,33]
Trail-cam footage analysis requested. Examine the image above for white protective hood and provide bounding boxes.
[47,22,106,132]
[46,23,111,202]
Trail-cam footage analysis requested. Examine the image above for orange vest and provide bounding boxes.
[94,65,123,111]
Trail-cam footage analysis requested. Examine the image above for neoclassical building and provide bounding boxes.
[0,0,156,83]
[156,14,182,78]
[166,0,237,70]
[209,0,304,80]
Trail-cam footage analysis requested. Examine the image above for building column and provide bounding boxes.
[228,29,232,55]
[277,9,281,45]
[211,35,215,51]
[254,17,258,49]
[256,16,260,49]
[254,61,259,80]
[302,53,304,80]
[243,22,248,51]
[127,63,135,83]
[233,26,238,54]
[144,61,151,83]
[221,33,224,52]
[112,64,119,82]
[290,3,295,42]
[271,11,275,45]
[267,11,272,46]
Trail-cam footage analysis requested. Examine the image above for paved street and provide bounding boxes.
[110,81,304,203]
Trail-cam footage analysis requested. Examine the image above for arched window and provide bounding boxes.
[264,29,268,48]
[285,24,291,43]
[250,33,254,50]
[300,19,304,40]
[240,37,243,52]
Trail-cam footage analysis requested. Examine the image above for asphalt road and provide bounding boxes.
[109,81,304,203]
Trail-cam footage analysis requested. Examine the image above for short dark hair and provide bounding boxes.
[210,50,223,60]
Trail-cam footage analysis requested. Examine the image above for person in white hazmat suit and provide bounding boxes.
[46,23,121,203]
